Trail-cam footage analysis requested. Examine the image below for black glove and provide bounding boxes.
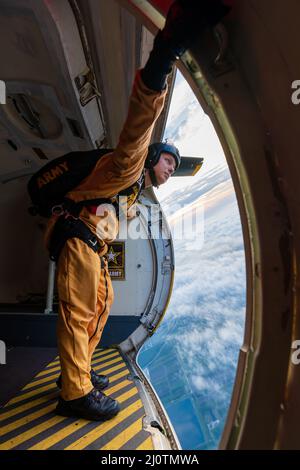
[161,0,231,57]
[141,0,231,92]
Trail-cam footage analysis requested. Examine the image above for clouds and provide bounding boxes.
[137,71,246,449]
[161,165,231,219]
[155,71,228,202]
[157,166,233,251]
[138,180,246,448]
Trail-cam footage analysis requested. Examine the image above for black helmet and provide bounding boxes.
[145,142,181,171]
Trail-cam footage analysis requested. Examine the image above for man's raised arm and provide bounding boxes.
[110,0,231,188]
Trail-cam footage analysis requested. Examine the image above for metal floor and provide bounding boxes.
[0,348,154,450]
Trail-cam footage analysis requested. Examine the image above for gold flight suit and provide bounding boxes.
[44,71,167,400]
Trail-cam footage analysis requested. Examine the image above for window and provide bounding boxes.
[137,71,246,450]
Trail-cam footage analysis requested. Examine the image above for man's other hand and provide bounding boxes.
[160,0,232,56]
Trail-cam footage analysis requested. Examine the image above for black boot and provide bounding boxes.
[55,388,120,421]
[56,370,109,391]
[90,369,109,390]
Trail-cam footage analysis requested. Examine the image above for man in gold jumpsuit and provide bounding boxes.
[44,0,230,421]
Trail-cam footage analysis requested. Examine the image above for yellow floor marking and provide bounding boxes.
[91,351,121,365]
[17,354,124,394]
[0,414,66,450]
[1,369,130,422]
[106,379,132,395]
[0,403,55,437]
[136,436,154,450]
[94,349,117,355]
[22,372,60,390]
[48,349,117,368]
[0,392,58,422]
[0,348,141,451]
[8,384,57,406]
[100,417,143,450]
[93,361,127,376]
[29,365,60,377]
[0,349,149,450]
[35,351,121,377]
[65,398,143,450]
[107,369,130,384]
[29,397,142,451]
[91,356,124,371]
[113,387,139,405]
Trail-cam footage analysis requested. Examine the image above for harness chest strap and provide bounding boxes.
[48,171,145,261]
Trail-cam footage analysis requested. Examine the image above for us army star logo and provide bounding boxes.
[107,246,121,265]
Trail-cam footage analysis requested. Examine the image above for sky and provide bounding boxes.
[153,70,228,201]
[138,70,246,450]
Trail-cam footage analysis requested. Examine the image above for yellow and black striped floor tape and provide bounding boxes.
[0,348,154,450]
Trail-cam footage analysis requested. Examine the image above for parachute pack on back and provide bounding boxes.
[27,149,112,217]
